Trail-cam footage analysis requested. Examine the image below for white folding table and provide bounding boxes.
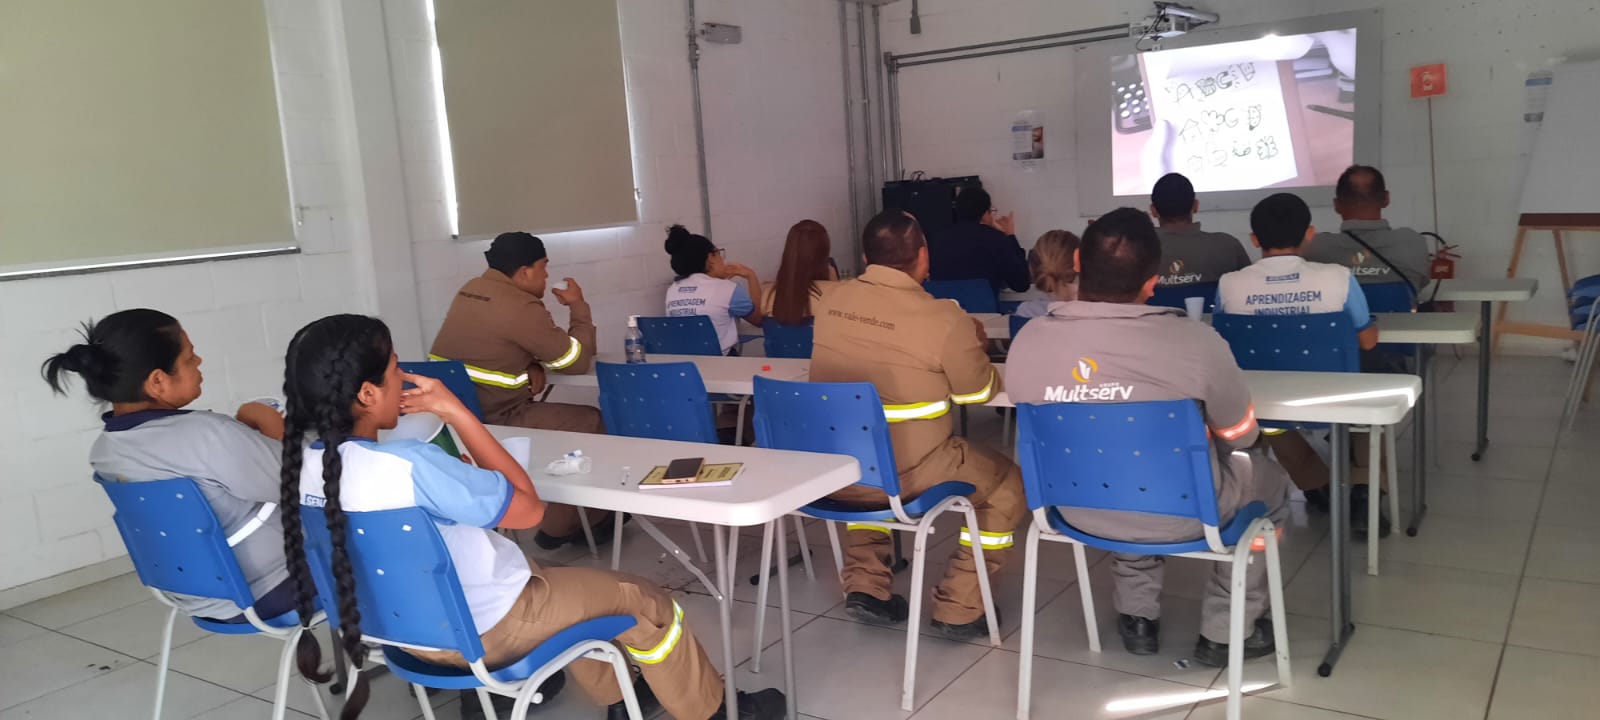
[545,354,810,394]
[1431,278,1539,460]
[486,425,860,719]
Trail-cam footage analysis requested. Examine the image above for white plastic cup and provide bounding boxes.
[549,279,569,292]
[1184,296,1205,320]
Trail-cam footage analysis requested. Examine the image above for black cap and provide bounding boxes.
[484,232,547,273]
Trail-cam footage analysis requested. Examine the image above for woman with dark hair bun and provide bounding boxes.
[663,225,764,354]
[43,308,294,623]
[278,314,786,719]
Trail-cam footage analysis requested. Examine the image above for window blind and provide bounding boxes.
[432,0,637,237]
[0,0,294,275]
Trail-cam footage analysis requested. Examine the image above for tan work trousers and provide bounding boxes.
[408,566,724,720]
[831,436,1027,624]
[495,400,611,538]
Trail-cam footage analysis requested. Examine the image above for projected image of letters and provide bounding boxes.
[1150,57,1298,191]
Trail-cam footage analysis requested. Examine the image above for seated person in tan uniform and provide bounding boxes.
[1150,172,1252,288]
[811,209,1026,640]
[429,232,612,550]
[1005,207,1293,667]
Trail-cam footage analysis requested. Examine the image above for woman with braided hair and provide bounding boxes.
[279,314,786,720]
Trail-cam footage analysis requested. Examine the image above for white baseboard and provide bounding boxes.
[0,556,134,612]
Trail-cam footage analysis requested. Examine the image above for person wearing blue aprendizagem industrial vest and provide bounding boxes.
[1005,208,1293,667]
[1220,192,1393,539]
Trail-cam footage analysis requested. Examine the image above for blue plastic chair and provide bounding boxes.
[1012,401,1289,720]
[593,361,726,574]
[1212,312,1398,574]
[1008,313,1032,340]
[401,359,484,421]
[1148,282,1219,313]
[924,278,999,313]
[762,319,814,359]
[751,376,1000,712]
[1359,281,1415,313]
[300,506,644,720]
[636,316,724,356]
[96,476,330,720]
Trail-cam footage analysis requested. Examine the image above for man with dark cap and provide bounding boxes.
[1149,172,1252,288]
[430,231,613,549]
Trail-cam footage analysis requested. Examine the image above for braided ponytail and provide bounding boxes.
[278,315,394,719]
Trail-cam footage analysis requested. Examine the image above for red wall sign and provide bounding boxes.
[1411,64,1448,98]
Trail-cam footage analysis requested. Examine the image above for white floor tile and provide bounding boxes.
[1509,578,1600,658]
[1487,646,1600,720]
[5,573,149,630]
[56,598,211,660]
[675,592,807,673]
[915,650,1194,720]
[1404,441,1552,482]
[1538,480,1600,528]
[1434,412,1561,448]
[258,664,455,720]
[1284,555,1520,642]
[1001,581,1227,689]
[1184,695,1376,719]
[1547,448,1600,482]
[1230,615,1501,720]
[190,696,315,720]
[1396,473,1544,524]
[166,630,304,694]
[1375,514,1531,576]
[0,631,137,711]
[0,661,241,719]
[730,616,989,719]
[0,616,47,651]
[1525,521,1600,585]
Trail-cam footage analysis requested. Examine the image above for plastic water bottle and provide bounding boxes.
[625,315,647,364]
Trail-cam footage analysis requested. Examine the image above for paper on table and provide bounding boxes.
[1142,38,1301,191]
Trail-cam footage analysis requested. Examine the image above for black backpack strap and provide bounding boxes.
[1343,230,1418,299]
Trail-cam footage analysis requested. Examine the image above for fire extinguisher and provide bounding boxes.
[1423,232,1457,311]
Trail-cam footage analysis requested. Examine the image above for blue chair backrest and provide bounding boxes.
[96,475,254,610]
[596,361,718,443]
[924,279,999,314]
[301,505,486,661]
[1360,282,1415,313]
[763,319,814,359]
[637,316,722,356]
[399,360,483,421]
[752,376,901,496]
[1015,400,1221,527]
[1009,314,1032,339]
[1148,282,1218,313]
[1212,312,1359,373]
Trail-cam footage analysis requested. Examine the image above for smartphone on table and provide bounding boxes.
[663,457,705,483]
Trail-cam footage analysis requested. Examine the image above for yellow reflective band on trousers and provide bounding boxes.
[540,336,583,370]
[949,370,996,405]
[882,399,950,422]
[846,523,894,536]
[625,601,685,665]
[427,354,529,389]
[958,528,1015,549]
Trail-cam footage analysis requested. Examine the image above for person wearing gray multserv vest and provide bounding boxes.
[1303,165,1431,293]
[1005,208,1292,667]
[1150,172,1252,288]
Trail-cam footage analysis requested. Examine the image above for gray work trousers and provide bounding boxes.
[1060,449,1292,643]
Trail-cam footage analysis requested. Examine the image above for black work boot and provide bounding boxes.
[1118,614,1161,655]
[709,688,788,719]
[1349,484,1392,540]
[605,674,661,720]
[930,608,1002,642]
[1192,617,1276,668]
[843,592,909,625]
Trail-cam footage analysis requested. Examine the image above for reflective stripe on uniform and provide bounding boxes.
[846,523,893,536]
[958,528,1015,549]
[226,502,276,547]
[626,601,685,665]
[427,354,529,389]
[949,370,996,405]
[882,399,949,422]
[1214,404,1257,441]
[540,336,583,370]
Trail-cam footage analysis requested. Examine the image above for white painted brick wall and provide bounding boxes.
[0,0,375,592]
[882,0,1600,346]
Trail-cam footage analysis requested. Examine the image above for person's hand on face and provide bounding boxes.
[992,212,1017,236]
[398,372,472,426]
[550,277,585,306]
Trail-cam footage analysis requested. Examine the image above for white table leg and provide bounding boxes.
[775,513,799,720]
[713,526,738,716]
